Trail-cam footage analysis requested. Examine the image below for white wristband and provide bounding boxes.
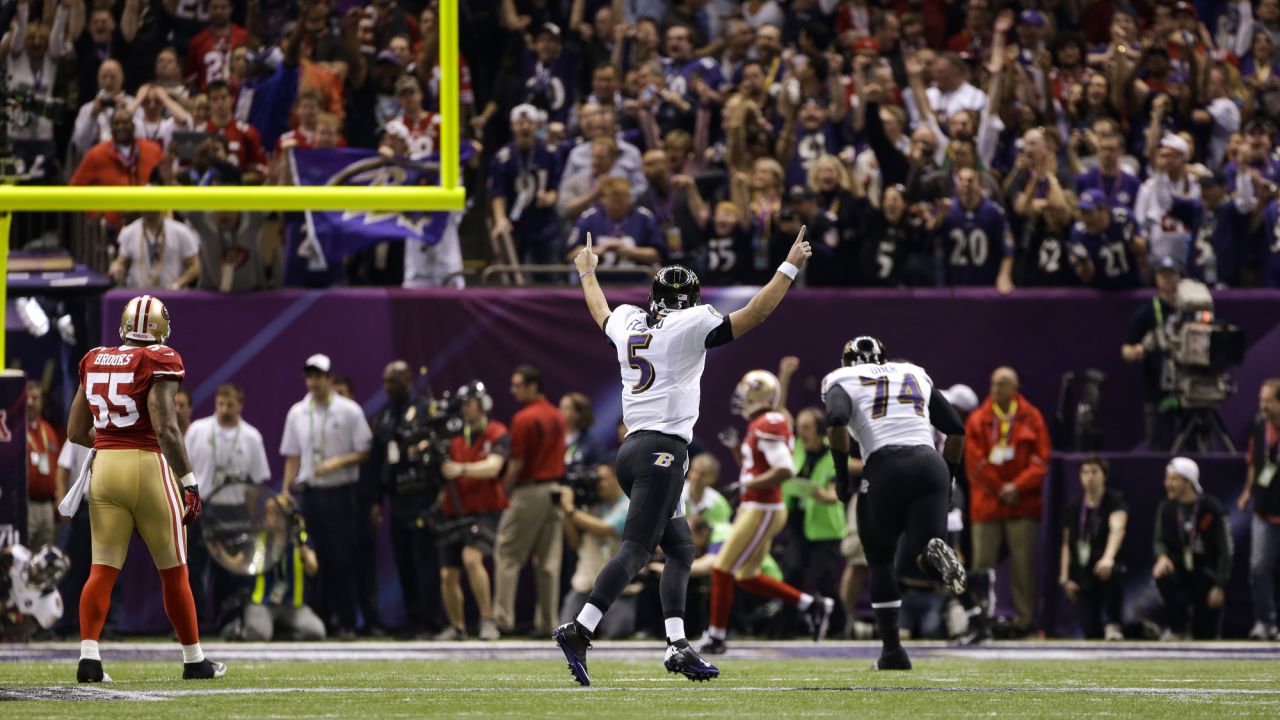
[778,261,800,280]
[178,472,197,489]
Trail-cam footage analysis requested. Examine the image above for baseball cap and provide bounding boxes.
[852,37,880,54]
[940,384,980,414]
[1160,133,1190,157]
[787,185,816,202]
[509,103,544,124]
[305,353,332,374]
[537,22,562,39]
[395,75,420,94]
[1019,9,1046,26]
[1167,457,1202,494]
[1079,188,1108,212]
[1200,170,1227,188]
[1153,255,1186,275]
[375,49,401,66]
[1173,1,1197,18]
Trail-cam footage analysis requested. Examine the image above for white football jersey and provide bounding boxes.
[605,304,728,443]
[4,545,64,629]
[822,361,937,458]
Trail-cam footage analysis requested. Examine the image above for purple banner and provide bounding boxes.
[0,372,29,549]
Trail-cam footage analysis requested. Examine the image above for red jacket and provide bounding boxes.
[964,392,1050,523]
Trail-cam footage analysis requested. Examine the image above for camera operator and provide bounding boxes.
[436,381,509,642]
[1121,256,1182,451]
[557,461,637,639]
[560,392,603,481]
[239,497,325,642]
[184,383,271,631]
[368,360,439,639]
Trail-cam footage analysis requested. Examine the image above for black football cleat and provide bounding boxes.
[76,659,111,683]
[694,633,727,655]
[873,646,913,671]
[664,640,719,682]
[552,621,593,686]
[804,596,836,642]
[182,659,227,680]
[925,538,967,596]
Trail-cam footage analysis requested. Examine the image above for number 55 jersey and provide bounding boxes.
[604,304,733,444]
[79,344,186,452]
[821,361,936,457]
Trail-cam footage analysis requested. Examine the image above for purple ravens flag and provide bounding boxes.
[283,145,473,287]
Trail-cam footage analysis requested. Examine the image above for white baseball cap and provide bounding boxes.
[510,103,545,125]
[1160,133,1190,157]
[304,353,332,374]
[1167,456,1202,494]
[941,384,980,414]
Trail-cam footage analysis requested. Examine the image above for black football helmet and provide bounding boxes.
[842,336,887,366]
[648,265,701,319]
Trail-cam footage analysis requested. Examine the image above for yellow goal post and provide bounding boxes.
[0,1,465,364]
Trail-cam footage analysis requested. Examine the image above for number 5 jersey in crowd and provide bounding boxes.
[78,344,186,451]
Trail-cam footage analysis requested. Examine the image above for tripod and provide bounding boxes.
[1170,406,1237,453]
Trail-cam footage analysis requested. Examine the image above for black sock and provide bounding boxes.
[875,607,902,650]
[668,638,689,649]
[573,620,595,639]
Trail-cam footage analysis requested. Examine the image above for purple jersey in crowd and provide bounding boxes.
[938,199,1012,286]
[1068,213,1143,290]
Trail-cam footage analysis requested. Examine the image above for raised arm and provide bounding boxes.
[574,232,612,330]
[728,226,812,338]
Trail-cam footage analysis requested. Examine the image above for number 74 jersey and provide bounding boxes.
[79,344,186,452]
[821,361,937,457]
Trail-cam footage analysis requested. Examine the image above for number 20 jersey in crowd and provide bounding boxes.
[79,344,186,452]
[603,304,733,444]
[821,361,937,458]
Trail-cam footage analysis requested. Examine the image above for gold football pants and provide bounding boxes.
[89,449,188,570]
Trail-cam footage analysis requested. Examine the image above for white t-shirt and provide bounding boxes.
[822,361,938,458]
[185,416,272,500]
[906,82,988,128]
[117,218,200,290]
[57,441,92,478]
[280,393,373,488]
[604,303,730,443]
[1133,172,1202,262]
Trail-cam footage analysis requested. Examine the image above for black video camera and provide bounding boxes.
[391,393,465,497]
[555,463,600,509]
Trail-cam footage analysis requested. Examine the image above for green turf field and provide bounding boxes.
[3,646,1280,719]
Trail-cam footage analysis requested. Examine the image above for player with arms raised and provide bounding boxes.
[63,295,225,682]
[553,227,812,686]
[821,337,967,670]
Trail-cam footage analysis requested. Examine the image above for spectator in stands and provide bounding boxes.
[71,60,132,159]
[561,103,646,199]
[637,149,701,262]
[965,366,1051,637]
[516,22,579,125]
[1069,189,1146,290]
[558,462,636,639]
[1240,378,1280,640]
[1122,256,1183,450]
[128,84,193,154]
[3,0,70,142]
[1134,134,1201,265]
[24,380,59,549]
[73,1,140,107]
[493,364,566,637]
[1059,456,1128,640]
[1075,132,1141,211]
[185,0,248,92]
[205,79,267,183]
[109,211,201,290]
[153,47,190,103]
[933,167,1015,293]
[567,176,665,271]
[437,382,508,642]
[855,183,931,287]
[559,136,620,221]
[188,211,269,292]
[490,104,563,266]
[386,75,440,159]
[1153,457,1231,640]
[908,51,986,130]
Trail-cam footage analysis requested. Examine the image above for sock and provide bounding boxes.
[80,639,101,662]
[664,616,686,643]
[159,565,201,646]
[182,643,205,664]
[80,564,121,643]
[873,602,903,650]
[737,574,804,606]
[707,625,726,640]
[797,593,815,611]
[709,569,735,633]
[576,603,604,634]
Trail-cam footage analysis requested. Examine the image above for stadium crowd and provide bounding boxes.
[4,0,1280,288]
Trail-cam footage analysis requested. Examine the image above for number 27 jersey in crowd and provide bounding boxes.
[822,361,936,458]
[604,304,733,444]
[79,344,186,452]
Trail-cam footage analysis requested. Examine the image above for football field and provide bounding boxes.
[2,640,1278,719]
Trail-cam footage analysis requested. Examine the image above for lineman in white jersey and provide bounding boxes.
[553,227,813,687]
[821,336,968,671]
[2,544,69,640]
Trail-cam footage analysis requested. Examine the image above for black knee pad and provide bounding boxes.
[616,540,652,576]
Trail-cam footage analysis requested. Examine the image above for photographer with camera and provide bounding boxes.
[1122,256,1183,451]
[184,383,271,631]
[435,381,509,642]
[558,461,636,639]
[369,360,439,639]
[239,497,325,642]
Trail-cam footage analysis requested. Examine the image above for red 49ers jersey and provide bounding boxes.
[185,25,250,91]
[204,119,267,173]
[738,411,793,507]
[79,345,185,452]
[385,113,440,159]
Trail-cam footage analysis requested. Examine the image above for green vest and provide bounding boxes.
[782,444,848,542]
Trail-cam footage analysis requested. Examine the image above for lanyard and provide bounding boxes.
[1078,495,1102,540]
[991,400,1018,446]
[27,422,48,456]
[210,423,242,472]
[309,398,329,461]
[1176,499,1201,549]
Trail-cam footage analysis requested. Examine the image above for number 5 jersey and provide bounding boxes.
[79,344,186,452]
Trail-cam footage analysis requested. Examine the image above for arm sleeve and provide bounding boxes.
[604,305,638,346]
[703,311,733,348]
[147,347,185,379]
[351,410,373,453]
[928,387,965,436]
[824,384,854,427]
[757,437,794,472]
[280,411,301,457]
